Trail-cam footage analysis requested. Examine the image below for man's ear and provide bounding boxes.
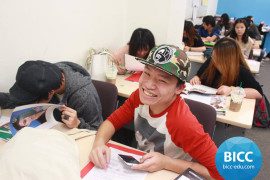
[175,84,186,95]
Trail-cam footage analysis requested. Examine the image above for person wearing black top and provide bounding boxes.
[183,21,206,52]
[190,37,262,99]
[216,13,233,36]
[245,16,262,40]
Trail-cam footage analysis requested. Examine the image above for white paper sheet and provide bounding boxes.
[125,54,145,71]
[83,148,147,180]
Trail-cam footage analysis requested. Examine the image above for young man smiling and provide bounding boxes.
[89,45,222,180]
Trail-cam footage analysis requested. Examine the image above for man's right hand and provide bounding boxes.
[190,76,201,85]
[89,144,111,169]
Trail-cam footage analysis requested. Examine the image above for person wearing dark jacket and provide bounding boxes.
[0,60,103,130]
[190,38,262,99]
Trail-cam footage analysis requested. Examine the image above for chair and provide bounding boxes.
[184,98,217,139]
[92,80,118,120]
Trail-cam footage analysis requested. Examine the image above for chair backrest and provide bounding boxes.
[92,80,118,120]
[184,98,217,138]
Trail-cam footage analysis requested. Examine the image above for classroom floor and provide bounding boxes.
[246,58,270,180]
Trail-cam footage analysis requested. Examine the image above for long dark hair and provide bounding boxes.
[200,37,250,88]
[128,28,155,58]
[220,13,230,29]
[230,18,249,44]
[184,21,199,47]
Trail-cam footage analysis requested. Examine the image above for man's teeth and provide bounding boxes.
[144,90,156,97]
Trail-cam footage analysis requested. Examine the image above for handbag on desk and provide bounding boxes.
[253,94,270,128]
[85,48,117,82]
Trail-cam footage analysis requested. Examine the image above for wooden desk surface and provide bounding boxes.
[217,98,255,129]
[116,75,139,98]
[188,55,205,63]
[115,74,255,129]
[0,124,178,180]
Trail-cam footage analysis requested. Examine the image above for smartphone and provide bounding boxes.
[118,154,140,167]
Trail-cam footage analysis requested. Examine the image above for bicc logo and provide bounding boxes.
[215,137,262,180]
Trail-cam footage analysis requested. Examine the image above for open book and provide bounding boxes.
[183,84,217,95]
[9,103,62,136]
[182,93,226,115]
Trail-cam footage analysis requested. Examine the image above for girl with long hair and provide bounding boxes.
[190,37,262,99]
[182,21,206,52]
[230,18,254,58]
[217,13,232,36]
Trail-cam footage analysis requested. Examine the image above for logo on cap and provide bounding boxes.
[153,45,174,64]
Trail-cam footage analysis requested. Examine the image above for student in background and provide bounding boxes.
[245,16,262,40]
[89,44,223,180]
[0,60,103,130]
[230,18,254,58]
[190,37,262,99]
[216,13,232,36]
[182,21,206,52]
[113,28,155,75]
[198,15,220,42]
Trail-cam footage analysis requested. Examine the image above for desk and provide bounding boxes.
[116,75,139,98]
[252,48,262,57]
[115,74,255,129]
[0,123,179,180]
[246,59,261,74]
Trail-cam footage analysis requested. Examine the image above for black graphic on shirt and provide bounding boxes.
[135,114,166,154]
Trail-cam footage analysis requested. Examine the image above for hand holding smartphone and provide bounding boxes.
[118,154,140,167]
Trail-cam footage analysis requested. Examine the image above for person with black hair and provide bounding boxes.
[230,18,254,58]
[216,13,232,36]
[0,60,103,130]
[198,15,220,42]
[190,37,262,99]
[182,21,206,52]
[245,16,261,40]
[113,28,155,74]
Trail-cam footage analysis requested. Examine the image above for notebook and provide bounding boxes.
[124,54,145,71]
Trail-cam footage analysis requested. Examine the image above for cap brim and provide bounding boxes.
[9,82,39,103]
[138,58,174,76]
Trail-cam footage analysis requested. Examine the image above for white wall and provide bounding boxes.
[185,0,218,20]
[0,0,187,92]
[206,0,218,15]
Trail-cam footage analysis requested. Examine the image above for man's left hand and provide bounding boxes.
[60,105,80,128]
